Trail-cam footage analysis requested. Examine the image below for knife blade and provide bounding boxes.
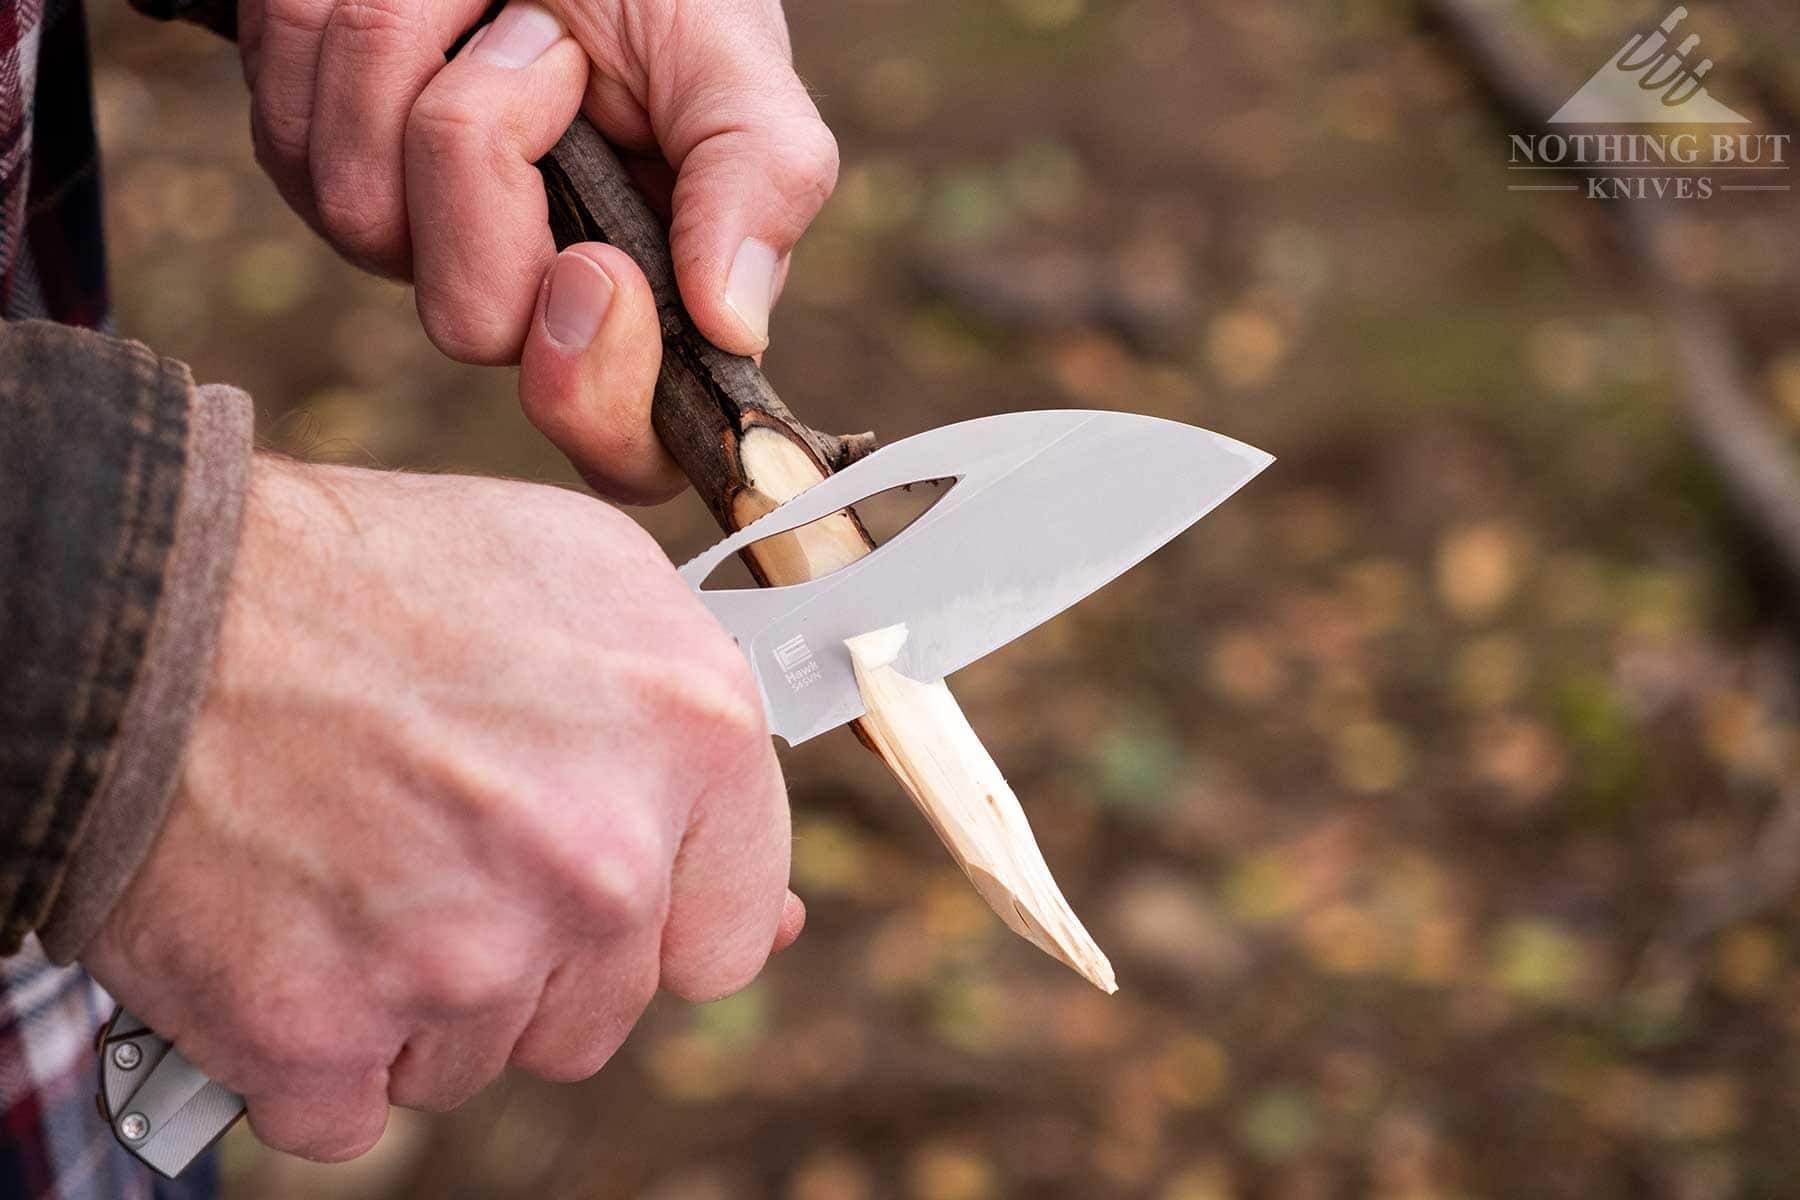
[682,409,1272,745]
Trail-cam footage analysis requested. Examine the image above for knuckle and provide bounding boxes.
[264,0,331,34]
[668,943,769,1004]
[414,288,517,365]
[311,186,376,236]
[557,419,646,482]
[768,120,840,218]
[566,813,668,930]
[689,636,769,745]
[229,976,379,1079]
[415,299,476,362]
[252,105,310,175]
[326,0,422,45]
[311,184,404,266]
[250,0,331,169]
[406,90,489,162]
[516,974,655,1082]
[785,121,842,197]
[635,633,766,763]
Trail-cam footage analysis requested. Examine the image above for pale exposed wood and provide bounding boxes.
[729,427,870,583]
[538,115,1116,992]
[733,431,1119,993]
[846,625,1118,994]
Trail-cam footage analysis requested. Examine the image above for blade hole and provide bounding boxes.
[697,477,958,590]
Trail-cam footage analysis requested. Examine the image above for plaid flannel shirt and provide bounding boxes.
[1,2,221,1197]
[0,944,158,1200]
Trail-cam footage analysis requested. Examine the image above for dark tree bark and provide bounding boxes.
[536,117,875,575]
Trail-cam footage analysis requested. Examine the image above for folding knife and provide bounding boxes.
[100,407,1271,1177]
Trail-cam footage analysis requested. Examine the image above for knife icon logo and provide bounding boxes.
[772,634,820,689]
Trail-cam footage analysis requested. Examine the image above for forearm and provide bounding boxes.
[0,321,252,961]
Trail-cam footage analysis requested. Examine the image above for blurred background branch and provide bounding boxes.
[1423,0,1800,607]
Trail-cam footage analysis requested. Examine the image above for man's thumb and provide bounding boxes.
[519,242,686,504]
[663,115,839,356]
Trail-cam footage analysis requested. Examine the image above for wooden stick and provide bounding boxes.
[537,118,1116,990]
[848,627,1116,991]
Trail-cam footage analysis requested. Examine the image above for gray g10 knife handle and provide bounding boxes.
[97,1007,246,1178]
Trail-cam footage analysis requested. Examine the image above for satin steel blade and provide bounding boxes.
[682,410,1272,745]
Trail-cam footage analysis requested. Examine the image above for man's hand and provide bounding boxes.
[238,0,837,494]
[81,458,800,1161]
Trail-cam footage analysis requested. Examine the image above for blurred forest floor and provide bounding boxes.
[87,0,1800,1197]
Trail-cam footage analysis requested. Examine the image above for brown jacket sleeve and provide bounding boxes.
[0,321,251,961]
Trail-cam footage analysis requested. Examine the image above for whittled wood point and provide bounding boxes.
[847,626,1118,994]
[538,116,1115,993]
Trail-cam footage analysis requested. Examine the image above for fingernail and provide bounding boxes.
[472,2,563,68]
[723,238,778,350]
[543,252,614,349]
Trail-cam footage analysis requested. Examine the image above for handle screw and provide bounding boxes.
[119,1112,149,1142]
[111,1043,142,1071]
